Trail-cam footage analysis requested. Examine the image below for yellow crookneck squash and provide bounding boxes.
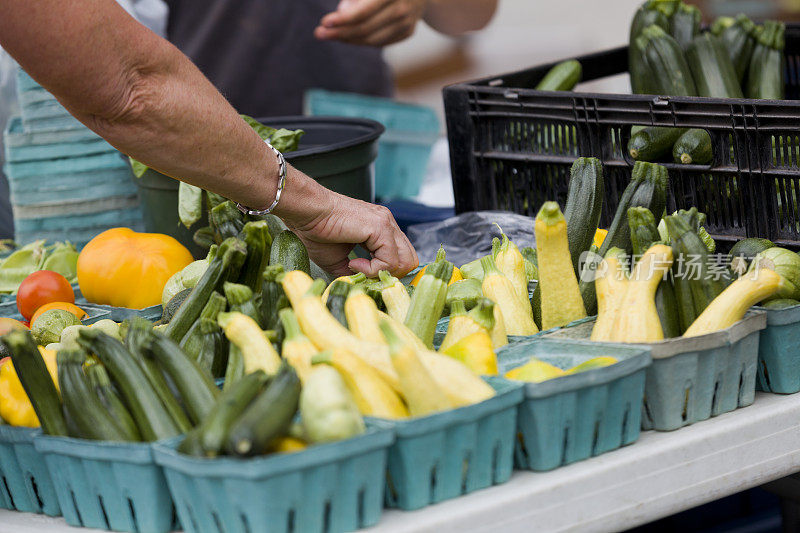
[77,228,193,309]
[0,347,58,427]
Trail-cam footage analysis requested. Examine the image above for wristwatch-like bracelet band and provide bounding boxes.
[235,139,287,216]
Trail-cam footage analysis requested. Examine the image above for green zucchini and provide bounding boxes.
[672,268,697,334]
[223,282,259,322]
[673,129,712,165]
[665,214,727,318]
[655,279,681,337]
[746,21,786,100]
[179,291,227,358]
[325,280,352,327]
[580,161,668,314]
[161,288,192,325]
[210,201,245,242]
[226,364,301,456]
[2,330,67,436]
[636,24,697,96]
[196,318,227,378]
[269,230,310,275]
[176,428,205,456]
[710,16,735,36]
[58,349,133,442]
[165,237,247,343]
[720,14,758,84]
[458,256,487,281]
[628,207,662,256]
[125,317,193,433]
[223,344,244,392]
[193,226,216,250]
[236,220,272,291]
[669,2,700,50]
[146,332,220,425]
[686,33,743,98]
[630,2,673,42]
[78,329,181,441]
[445,278,483,312]
[260,265,288,330]
[534,59,582,91]
[730,237,775,275]
[628,126,685,162]
[629,7,670,94]
[563,157,604,276]
[404,259,454,347]
[197,370,269,457]
[761,298,800,309]
[86,363,141,441]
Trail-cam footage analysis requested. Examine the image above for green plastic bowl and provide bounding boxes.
[132,116,384,256]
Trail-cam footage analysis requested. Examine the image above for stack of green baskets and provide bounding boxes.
[4,68,143,248]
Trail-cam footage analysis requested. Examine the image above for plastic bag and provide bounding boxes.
[406,210,536,267]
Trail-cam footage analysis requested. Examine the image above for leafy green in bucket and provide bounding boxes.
[129,115,304,178]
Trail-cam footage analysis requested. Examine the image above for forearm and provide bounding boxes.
[0,0,279,211]
[423,0,498,35]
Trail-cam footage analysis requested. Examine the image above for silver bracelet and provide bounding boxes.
[234,139,287,216]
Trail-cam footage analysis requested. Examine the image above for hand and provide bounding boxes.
[276,171,418,278]
[314,0,428,47]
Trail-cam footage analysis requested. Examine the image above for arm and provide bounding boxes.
[424,0,498,35]
[315,0,498,46]
[0,0,417,276]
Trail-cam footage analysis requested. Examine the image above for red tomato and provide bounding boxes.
[16,271,75,320]
[0,317,28,335]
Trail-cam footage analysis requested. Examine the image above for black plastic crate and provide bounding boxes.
[443,25,800,249]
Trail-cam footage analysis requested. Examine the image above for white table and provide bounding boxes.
[3,392,800,533]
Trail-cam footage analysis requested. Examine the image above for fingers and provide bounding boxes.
[316,0,420,47]
[319,0,391,28]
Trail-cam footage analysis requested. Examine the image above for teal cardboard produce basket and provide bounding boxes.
[33,436,175,532]
[755,304,800,394]
[383,377,523,511]
[153,423,394,533]
[497,337,650,472]
[543,312,767,431]
[0,426,60,516]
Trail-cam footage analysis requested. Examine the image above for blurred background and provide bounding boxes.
[388,0,800,124]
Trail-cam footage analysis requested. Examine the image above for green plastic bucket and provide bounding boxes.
[132,116,383,257]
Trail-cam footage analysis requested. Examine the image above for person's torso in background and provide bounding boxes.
[165,0,394,117]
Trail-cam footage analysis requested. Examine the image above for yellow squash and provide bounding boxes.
[279,308,318,383]
[684,268,781,337]
[491,305,508,348]
[284,277,400,391]
[378,270,411,322]
[218,312,282,375]
[440,299,496,352]
[494,229,529,302]
[345,286,385,345]
[0,347,57,427]
[420,351,496,407]
[535,201,587,329]
[77,228,193,309]
[590,248,629,341]
[610,244,673,343]
[441,329,499,376]
[381,322,452,417]
[313,349,408,419]
[481,256,538,336]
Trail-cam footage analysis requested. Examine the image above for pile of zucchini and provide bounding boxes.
[628,0,785,166]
